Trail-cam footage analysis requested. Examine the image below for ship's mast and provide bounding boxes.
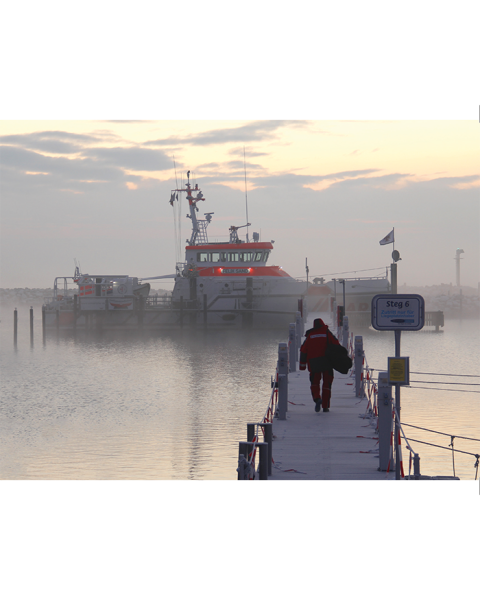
[170,171,209,246]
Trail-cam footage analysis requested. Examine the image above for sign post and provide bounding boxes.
[371,294,425,479]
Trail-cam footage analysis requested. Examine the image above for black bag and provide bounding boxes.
[309,355,331,373]
[325,343,353,374]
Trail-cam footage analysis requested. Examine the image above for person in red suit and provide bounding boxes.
[299,318,340,413]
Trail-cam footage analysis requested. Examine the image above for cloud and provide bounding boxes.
[80,146,172,171]
[103,120,156,123]
[0,130,100,154]
[228,147,269,158]
[144,120,305,147]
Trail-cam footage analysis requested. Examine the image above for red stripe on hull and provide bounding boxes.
[197,266,292,277]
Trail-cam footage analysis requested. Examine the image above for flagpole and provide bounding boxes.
[393,227,395,253]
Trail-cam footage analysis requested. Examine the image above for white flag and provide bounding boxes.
[379,229,394,245]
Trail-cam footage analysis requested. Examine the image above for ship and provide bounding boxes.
[42,172,392,330]
[42,172,310,330]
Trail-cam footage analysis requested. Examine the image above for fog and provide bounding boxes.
[1,122,478,292]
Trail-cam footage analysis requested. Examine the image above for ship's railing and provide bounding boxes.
[145,293,173,308]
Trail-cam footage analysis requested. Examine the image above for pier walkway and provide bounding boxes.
[268,313,394,480]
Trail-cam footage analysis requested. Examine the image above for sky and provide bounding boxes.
[1,119,478,289]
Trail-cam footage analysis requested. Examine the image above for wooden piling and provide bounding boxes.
[73,295,78,333]
[203,293,207,328]
[14,308,18,345]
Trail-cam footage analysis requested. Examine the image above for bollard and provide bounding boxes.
[413,454,421,479]
[277,374,288,420]
[262,422,273,475]
[342,315,349,348]
[14,308,18,345]
[295,311,303,359]
[247,423,256,444]
[238,441,255,480]
[289,323,296,372]
[278,342,288,376]
[354,336,364,397]
[257,442,269,480]
[237,455,247,480]
[246,423,273,481]
[377,371,394,471]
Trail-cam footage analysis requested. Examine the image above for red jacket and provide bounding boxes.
[299,323,339,372]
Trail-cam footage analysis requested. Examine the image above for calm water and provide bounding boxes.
[1,307,479,480]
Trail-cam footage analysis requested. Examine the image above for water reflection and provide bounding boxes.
[1,315,478,480]
[1,322,285,480]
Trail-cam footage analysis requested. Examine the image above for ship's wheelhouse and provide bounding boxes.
[184,242,273,268]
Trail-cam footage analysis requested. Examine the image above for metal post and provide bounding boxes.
[377,371,393,471]
[277,374,288,420]
[342,315,349,348]
[258,442,268,480]
[277,342,289,418]
[298,298,303,318]
[30,306,34,345]
[262,422,273,476]
[354,336,363,397]
[295,311,303,350]
[289,323,296,372]
[394,329,401,480]
[391,263,397,294]
[42,306,46,342]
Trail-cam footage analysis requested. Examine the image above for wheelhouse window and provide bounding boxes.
[228,252,239,262]
[254,252,263,261]
[197,252,209,262]
[239,252,253,262]
[263,251,270,262]
[210,252,221,263]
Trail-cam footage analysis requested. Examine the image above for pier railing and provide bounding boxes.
[237,311,478,480]
[350,336,480,481]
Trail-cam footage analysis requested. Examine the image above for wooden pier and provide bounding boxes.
[268,369,392,480]
[238,312,397,480]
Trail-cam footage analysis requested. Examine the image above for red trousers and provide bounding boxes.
[309,370,334,409]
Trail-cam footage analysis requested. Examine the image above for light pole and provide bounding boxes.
[455,248,464,287]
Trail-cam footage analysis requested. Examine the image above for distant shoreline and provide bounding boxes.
[1,285,479,318]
